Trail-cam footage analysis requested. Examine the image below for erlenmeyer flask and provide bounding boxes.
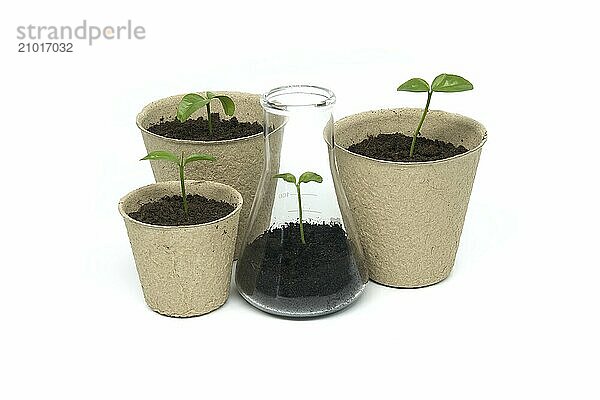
[236,85,368,317]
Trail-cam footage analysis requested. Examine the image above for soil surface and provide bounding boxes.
[347,132,468,162]
[128,195,234,226]
[147,113,262,141]
[240,223,358,298]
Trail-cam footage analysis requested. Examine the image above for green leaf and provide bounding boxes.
[215,95,235,116]
[273,173,297,184]
[206,91,216,99]
[177,93,210,122]
[431,74,473,92]
[184,153,216,166]
[397,78,430,92]
[141,151,180,165]
[298,171,323,184]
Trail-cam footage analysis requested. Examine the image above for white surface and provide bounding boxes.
[1,1,598,399]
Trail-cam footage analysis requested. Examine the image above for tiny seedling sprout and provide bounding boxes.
[273,171,323,244]
[141,151,216,215]
[397,73,473,157]
[177,92,235,135]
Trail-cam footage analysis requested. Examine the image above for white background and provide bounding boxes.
[1,1,598,398]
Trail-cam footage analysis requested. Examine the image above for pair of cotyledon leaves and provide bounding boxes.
[141,151,215,166]
[397,73,473,93]
[176,91,235,122]
[273,172,323,185]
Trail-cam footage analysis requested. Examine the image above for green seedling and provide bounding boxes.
[141,151,216,215]
[397,73,473,157]
[177,92,235,135]
[273,171,323,244]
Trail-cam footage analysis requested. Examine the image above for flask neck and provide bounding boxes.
[262,85,336,148]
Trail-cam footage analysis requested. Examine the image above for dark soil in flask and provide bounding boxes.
[237,222,365,317]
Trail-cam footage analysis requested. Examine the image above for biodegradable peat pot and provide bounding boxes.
[118,180,243,317]
[136,92,270,258]
[334,108,487,288]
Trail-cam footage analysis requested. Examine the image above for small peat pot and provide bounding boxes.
[334,108,487,287]
[136,92,269,258]
[118,180,243,317]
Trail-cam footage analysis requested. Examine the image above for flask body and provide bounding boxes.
[236,85,367,317]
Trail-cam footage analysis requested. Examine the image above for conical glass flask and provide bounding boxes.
[236,85,368,317]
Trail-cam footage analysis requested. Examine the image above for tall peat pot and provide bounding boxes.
[136,92,274,258]
[118,181,243,317]
[334,108,487,287]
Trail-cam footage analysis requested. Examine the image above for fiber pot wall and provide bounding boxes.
[118,181,243,317]
[136,92,275,258]
[334,108,487,287]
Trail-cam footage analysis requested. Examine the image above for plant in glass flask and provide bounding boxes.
[273,171,323,244]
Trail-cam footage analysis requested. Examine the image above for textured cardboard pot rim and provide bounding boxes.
[118,180,243,230]
[136,92,263,145]
[334,108,488,166]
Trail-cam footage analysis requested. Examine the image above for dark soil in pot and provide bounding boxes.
[237,222,364,315]
[128,195,234,226]
[347,132,468,162]
[147,113,263,141]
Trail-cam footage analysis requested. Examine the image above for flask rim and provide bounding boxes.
[261,85,336,114]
